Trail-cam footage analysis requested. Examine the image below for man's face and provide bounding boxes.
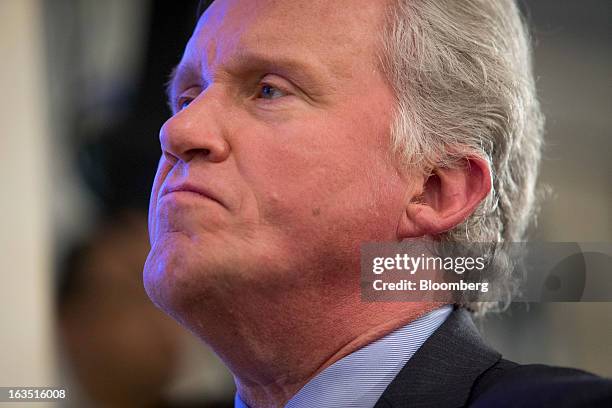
[145,0,412,316]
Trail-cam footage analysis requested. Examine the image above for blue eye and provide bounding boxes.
[179,98,193,111]
[259,84,285,100]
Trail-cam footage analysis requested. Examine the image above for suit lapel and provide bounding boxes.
[374,308,501,408]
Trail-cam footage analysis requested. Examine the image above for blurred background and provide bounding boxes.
[0,0,610,406]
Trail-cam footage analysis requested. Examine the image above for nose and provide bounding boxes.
[159,93,231,164]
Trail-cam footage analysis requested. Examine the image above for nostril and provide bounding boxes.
[163,151,178,164]
[183,148,213,163]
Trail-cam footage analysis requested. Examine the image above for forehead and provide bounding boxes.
[181,0,390,78]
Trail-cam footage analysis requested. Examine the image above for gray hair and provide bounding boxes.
[380,0,544,314]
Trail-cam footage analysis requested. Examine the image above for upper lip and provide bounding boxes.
[160,182,224,207]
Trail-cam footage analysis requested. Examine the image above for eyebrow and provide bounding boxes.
[226,50,323,79]
[166,61,202,110]
[165,66,178,107]
[166,49,331,109]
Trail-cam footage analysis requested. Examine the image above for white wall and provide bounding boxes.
[0,0,56,398]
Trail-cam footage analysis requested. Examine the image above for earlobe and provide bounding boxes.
[397,157,492,239]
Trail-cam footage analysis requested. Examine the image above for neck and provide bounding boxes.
[189,291,443,408]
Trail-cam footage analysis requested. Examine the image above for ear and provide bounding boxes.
[397,157,492,238]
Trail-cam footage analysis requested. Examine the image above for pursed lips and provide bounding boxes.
[159,182,225,208]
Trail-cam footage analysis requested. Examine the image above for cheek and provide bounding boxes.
[235,118,404,239]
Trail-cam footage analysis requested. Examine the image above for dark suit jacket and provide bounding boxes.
[374,307,612,408]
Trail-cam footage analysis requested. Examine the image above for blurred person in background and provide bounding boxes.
[142,0,612,407]
[57,211,180,407]
[57,211,234,407]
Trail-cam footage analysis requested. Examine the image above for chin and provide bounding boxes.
[143,232,252,328]
[144,236,210,320]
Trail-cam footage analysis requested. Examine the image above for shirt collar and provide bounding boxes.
[235,305,452,408]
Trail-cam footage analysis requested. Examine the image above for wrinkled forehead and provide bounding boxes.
[181,0,389,77]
